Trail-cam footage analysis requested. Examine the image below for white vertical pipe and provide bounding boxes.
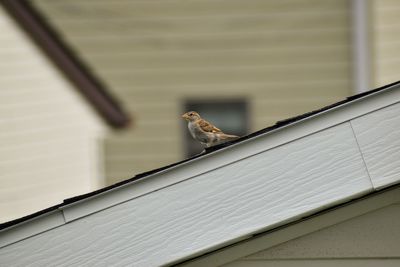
[351,0,370,93]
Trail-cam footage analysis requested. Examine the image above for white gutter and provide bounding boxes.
[351,0,371,93]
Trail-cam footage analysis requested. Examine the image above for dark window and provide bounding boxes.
[183,99,249,157]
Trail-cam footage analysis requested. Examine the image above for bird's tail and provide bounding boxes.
[209,133,239,147]
[218,133,239,141]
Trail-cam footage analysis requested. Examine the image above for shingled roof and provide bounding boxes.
[1,0,130,128]
[1,80,399,231]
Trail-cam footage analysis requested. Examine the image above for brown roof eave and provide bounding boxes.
[1,0,130,128]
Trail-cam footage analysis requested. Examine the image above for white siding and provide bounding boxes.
[0,123,372,266]
[0,6,105,223]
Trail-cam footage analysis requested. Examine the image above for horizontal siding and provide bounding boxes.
[84,46,350,70]
[52,16,348,39]
[0,6,104,223]
[95,71,348,90]
[115,80,349,96]
[372,0,400,86]
[49,30,349,54]
[35,0,348,18]
[34,0,353,182]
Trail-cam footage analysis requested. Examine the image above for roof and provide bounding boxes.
[0,80,399,231]
[0,81,399,266]
[1,0,130,128]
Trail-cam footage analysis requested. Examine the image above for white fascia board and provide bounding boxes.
[176,185,400,267]
[1,84,399,248]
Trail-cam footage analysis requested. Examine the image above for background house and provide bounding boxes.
[0,1,129,223]
[31,0,400,184]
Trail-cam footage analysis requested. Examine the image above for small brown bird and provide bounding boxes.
[182,111,239,148]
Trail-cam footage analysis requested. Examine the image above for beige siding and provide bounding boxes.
[34,0,353,183]
[0,6,105,223]
[371,0,400,86]
[224,204,400,266]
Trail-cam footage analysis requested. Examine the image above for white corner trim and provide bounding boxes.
[351,0,371,93]
[175,185,400,267]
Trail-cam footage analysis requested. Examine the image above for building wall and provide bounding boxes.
[0,5,106,223]
[225,204,400,266]
[33,0,353,183]
[371,0,400,87]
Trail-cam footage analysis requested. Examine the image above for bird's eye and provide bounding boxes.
[189,113,193,116]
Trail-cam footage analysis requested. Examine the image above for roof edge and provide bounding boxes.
[1,0,130,128]
[0,82,399,235]
[63,81,400,207]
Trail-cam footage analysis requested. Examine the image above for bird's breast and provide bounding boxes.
[188,122,209,143]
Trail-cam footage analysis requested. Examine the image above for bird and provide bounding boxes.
[182,111,239,148]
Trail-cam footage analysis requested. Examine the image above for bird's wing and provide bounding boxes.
[198,119,222,133]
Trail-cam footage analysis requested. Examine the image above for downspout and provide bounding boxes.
[351,0,371,93]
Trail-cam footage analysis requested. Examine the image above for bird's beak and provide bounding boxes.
[182,114,189,120]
